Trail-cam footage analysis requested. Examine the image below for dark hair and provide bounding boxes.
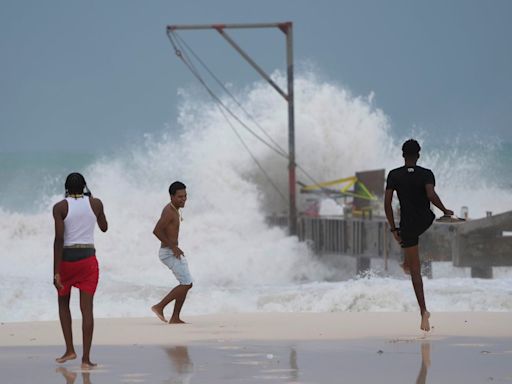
[169,181,186,196]
[402,139,421,157]
[65,172,87,195]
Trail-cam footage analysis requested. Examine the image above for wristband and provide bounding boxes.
[390,228,399,233]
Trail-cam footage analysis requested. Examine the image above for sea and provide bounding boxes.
[1,73,511,322]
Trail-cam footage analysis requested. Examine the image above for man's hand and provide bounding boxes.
[171,246,184,259]
[392,230,402,244]
[53,273,63,290]
[443,209,454,216]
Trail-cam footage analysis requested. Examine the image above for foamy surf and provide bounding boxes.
[0,71,511,322]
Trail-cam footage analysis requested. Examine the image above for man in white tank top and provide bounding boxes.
[52,172,108,369]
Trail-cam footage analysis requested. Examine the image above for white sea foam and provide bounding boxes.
[1,72,511,322]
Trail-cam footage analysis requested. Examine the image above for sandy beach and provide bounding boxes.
[1,312,511,383]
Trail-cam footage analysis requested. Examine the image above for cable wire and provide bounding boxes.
[168,30,287,202]
[167,29,347,204]
[173,32,288,157]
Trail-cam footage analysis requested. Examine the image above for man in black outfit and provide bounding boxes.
[384,139,453,331]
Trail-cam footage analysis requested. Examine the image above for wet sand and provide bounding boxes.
[1,312,511,383]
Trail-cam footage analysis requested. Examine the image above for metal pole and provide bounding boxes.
[168,22,288,31]
[216,29,288,101]
[285,23,297,236]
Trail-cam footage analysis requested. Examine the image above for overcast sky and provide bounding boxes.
[1,0,511,153]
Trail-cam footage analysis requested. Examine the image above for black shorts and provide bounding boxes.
[399,231,419,248]
[398,225,431,249]
[399,212,435,249]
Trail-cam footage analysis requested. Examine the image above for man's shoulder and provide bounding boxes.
[53,199,66,210]
[415,165,434,175]
[160,204,180,226]
[89,197,104,214]
[89,196,103,205]
[388,166,405,175]
[52,199,67,218]
[162,203,172,212]
[161,204,177,217]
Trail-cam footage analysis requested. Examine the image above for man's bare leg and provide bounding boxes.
[169,284,192,324]
[152,284,192,323]
[420,311,431,332]
[401,257,411,275]
[151,305,166,322]
[79,291,97,369]
[56,295,77,363]
[151,285,182,322]
[405,246,430,331]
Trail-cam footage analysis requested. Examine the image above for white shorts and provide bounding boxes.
[159,248,193,285]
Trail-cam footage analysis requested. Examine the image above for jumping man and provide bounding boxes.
[384,140,453,331]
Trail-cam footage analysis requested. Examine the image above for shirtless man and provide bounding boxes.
[384,139,453,331]
[53,172,108,369]
[151,181,193,324]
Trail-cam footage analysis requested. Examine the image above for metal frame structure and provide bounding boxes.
[166,22,297,235]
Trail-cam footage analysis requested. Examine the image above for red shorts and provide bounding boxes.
[58,256,99,297]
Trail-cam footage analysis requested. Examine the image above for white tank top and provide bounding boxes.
[63,197,97,246]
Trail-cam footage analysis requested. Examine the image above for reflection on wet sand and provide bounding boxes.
[51,342,427,383]
[162,344,299,383]
[56,367,92,384]
[289,347,299,381]
[163,346,194,383]
[416,342,431,384]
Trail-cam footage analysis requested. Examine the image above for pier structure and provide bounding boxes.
[268,210,512,278]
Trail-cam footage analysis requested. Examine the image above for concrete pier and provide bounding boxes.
[267,211,512,278]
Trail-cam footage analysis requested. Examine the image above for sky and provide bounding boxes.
[1,0,511,153]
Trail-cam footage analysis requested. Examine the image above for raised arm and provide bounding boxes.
[90,197,108,232]
[425,184,453,216]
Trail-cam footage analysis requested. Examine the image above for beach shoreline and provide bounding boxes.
[2,312,511,346]
[2,312,512,383]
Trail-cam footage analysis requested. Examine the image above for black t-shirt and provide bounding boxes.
[386,165,435,233]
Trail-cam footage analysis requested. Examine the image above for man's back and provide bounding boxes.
[63,197,97,246]
[386,165,435,230]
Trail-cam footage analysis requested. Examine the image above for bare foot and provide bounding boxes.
[420,311,431,331]
[56,352,77,363]
[169,317,186,324]
[56,367,77,383]
[151,305,166,322]
[81,361,97,370]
